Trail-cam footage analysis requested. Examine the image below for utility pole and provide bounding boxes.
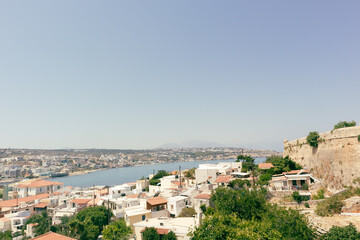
[93,184,95,207]
[179,166,181,189]
[252,159,255,190]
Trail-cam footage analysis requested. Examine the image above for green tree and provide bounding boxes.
[307,131,320,148]
[292,191,303,203]
[163,231,177,240]
[185,168,196,178]
[102,219,132,240]
[333,121,356,130]
[320,223,360,240]
[179,207,196,217]
[69,206,113,240]
[190,213,283,240]
[315,196,344,217]
[228,179,251,189]
[266,155,301,174]
[258,172,272,186]
[23,211,51,237]
[263,204,315,239]
[0,230,12,240]
[142,227,160,240]
[236,155,255,172]
[211,188,267,220]
[149,170,170,185]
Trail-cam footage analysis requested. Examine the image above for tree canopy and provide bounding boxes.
[179,207,196,217]
[236,155,255,172]
[69,206,113,240]
[320,223,360,240]
[333,121,356,130]
[149,170,170,185]
[265,155,301,174]
[191,187,315,240]
[307,131,320,148]
[102,219,132,240]
[23,211,51,237]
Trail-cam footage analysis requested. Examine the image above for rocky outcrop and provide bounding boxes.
[283,126,360,191]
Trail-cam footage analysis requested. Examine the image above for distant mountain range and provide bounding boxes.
[159,140,230,149]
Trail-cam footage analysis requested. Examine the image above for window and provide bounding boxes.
[142,215,146,221]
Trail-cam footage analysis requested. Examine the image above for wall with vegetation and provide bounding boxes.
[283,126,360,191]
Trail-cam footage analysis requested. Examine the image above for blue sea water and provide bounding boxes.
[50,157,266,187]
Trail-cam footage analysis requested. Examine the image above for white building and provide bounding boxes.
[167,196,189,217]
[195,162,241,184]
[14,179,63,198]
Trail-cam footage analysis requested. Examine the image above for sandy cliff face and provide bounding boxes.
[283,126,360,191]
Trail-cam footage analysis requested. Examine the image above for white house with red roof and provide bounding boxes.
[14,179,63,198]
[270,169,317,191]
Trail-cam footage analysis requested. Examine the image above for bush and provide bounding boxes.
[312,188,325,200]
[320,223,360,240]
[304,202,310,208]
[292,191,303,204]
[266,155,302,174]
[179,207,196,217]
[211,188,267,220]
[302,184,309,191]
[307,131,320,148]
[315,196,344,217]
[333,121,356,130]
[358,135,360,142]
[228,179,251,189]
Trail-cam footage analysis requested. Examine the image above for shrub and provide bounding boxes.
[320,223,360,239]
[179,207,196,217]
[292,191,302,203]
[228,179,251,189]
[302,184,309,191]
[304,202,310,208]
[333,120,356,130]
[358,135,360,142]
[307,131,320,148]
[315,196,344,217]
[312,188,325,200]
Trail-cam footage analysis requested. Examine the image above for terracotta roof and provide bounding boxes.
[283,169,310,175]
[272,176,287,181]
[141,227,170,235]
[52,192,62,196]
[0,217,11,222]
[96,189,109,195]
[147,196,167,206]
[70,199,91,205]
[87,198,101,206]
[17,180,63,188]
[34,202,48,208]
[171,170,178,175]
[258,163,274,169]
[31,231,76,240]
[126,194,139,198]
[0,194,50,208]
[215,175,233,183]
[194,193,211,200]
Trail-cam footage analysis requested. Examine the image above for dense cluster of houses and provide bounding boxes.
[0,161,317,239]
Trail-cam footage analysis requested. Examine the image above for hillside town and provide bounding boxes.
[1,138,360,239]
[0,148,279,181]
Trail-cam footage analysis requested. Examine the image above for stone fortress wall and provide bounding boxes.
[283,126,360,191]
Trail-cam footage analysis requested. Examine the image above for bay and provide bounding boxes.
[50,157,266,187]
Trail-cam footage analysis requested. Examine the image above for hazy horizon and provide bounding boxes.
[1,1,359,152]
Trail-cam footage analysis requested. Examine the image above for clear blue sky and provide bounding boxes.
[1,1,359,151]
